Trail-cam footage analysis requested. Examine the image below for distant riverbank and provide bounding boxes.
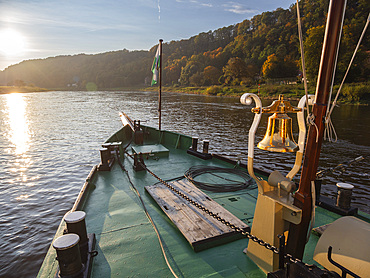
[140,82,369,104]
[0,86,48,94]
[2,82,368,104]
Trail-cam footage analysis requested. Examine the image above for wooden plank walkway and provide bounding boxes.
[145,179,250,252]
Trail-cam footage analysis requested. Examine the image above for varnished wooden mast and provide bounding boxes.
[286,0,347,259]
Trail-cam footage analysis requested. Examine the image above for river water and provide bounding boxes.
[0,91,369,277]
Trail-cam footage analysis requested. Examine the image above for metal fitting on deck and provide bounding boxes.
[336,183,354,209]
[53,233,83,277]
[100,147,110,164]
[134,120,144,145]
[99,142,122,171]
[191,137,198,151]
[187,138,212,160]
[133,152,146,171]
[203,140,209,154]
[98,148,114,171]
[56,211,98,278]
[64,211,88,263]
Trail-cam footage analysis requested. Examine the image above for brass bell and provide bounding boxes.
[258,112,298,152]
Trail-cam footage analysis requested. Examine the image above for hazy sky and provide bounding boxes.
[0,0,294,70]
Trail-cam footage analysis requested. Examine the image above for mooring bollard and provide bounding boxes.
[53,233,82,277]
[191,137,198,151]
[336,183,354,209]
[203,140,209,154]
[64,211,89,263]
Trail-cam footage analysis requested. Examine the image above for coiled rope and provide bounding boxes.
[184,165,255,192]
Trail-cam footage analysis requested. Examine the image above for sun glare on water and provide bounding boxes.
[5,93,31,155]
[0,29,27,56]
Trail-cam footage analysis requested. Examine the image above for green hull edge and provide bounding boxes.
[37,125,370,277]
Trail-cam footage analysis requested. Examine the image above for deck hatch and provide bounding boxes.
[145,179,250,252]
[131,144,169,157]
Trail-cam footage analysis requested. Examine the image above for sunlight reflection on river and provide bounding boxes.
[2,93,34,195]
[5,93,31,155]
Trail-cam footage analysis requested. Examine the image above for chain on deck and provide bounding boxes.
[127,152,310,266]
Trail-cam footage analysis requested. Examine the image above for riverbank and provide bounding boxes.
[140,82,369,104]
[0,86,49,94]
[2,82,368,104]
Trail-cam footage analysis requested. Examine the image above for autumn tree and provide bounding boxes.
[304,25,325,81]
[203,66,222,85]
[203,47,228,69]
[244,63,260,84]
[262,54,298,79]
[189,72,204,86]
[222,57,248,85]
[164,56,187,85]
[179,60,202,85]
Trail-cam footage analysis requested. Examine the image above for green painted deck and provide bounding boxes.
[37,126,370,277]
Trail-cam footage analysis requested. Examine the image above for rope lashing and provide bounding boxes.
[307,113,319,143]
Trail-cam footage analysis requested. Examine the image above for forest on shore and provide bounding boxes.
[0,0,368,103]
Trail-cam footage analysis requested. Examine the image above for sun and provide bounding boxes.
[0,29,27,56]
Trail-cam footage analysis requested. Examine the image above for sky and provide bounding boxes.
[0,0,294,71]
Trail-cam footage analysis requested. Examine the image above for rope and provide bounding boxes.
[296,0,310,116]
[296,0,321,142]
[307,181,316,243]
[116,150,181,278]
[324,117,338,142]
[307,114,319,143]
[325,13,370,142]
[184,165,255,192]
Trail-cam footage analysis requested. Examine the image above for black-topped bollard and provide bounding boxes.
[203,140,209,154]
[64,211,88,263]
[53,233,82,277]
[336,183,354,209]
[191,137,198,151]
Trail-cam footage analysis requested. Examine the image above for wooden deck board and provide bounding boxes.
[145,179,250,251]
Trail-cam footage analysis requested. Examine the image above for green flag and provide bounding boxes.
[151,44,161,86]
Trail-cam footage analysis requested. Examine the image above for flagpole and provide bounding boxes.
[158,39,163,130]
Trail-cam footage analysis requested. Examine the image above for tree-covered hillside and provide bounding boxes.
[0,0,368,90]
[0,50,152,88]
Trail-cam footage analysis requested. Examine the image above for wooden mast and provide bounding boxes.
[158,39,163,130]
[286,0,347,259]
